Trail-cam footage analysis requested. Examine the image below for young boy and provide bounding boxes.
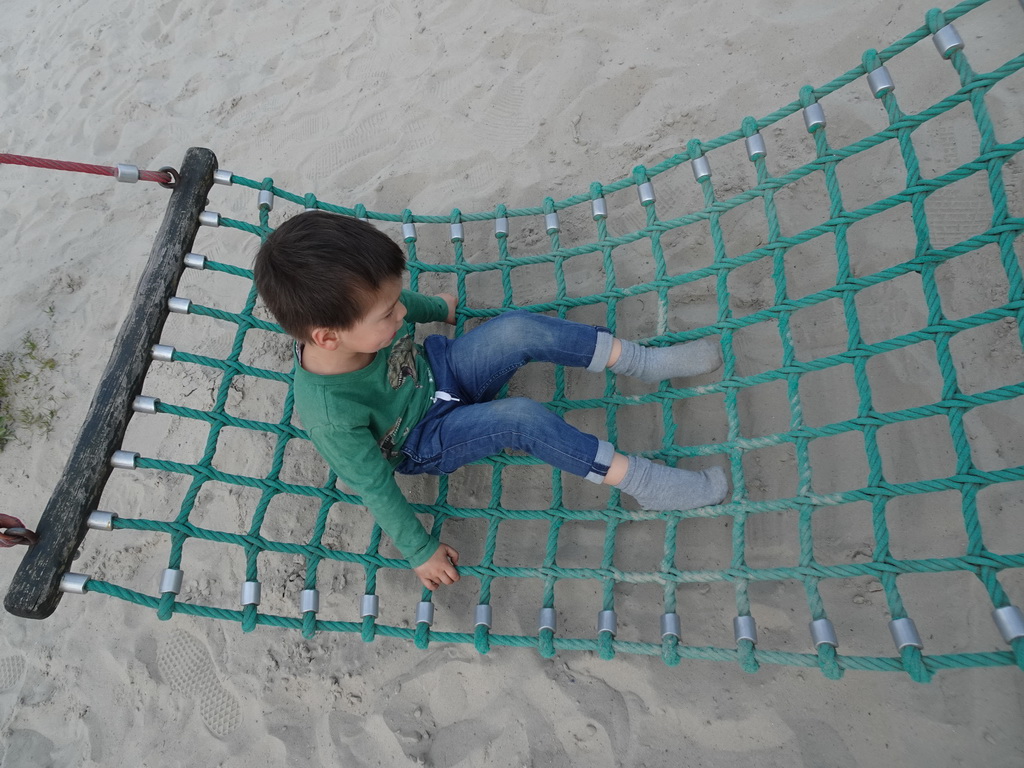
[254,212,728,591]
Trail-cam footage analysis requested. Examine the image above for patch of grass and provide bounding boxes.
[0,333,60,451]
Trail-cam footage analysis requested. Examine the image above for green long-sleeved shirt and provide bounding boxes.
[292,290,449,567]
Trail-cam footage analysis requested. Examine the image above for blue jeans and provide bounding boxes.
[396,311,616,482]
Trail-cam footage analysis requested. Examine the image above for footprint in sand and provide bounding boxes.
[0,654,26,692]
[157,630,241,738]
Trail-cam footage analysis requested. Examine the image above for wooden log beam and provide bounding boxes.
[4,147,218,619]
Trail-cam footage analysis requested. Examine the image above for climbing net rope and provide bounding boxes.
[11,0,1024,680]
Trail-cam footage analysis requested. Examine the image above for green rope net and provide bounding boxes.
[82,0,1023,680]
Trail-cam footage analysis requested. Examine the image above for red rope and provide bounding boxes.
[0,153,174,184]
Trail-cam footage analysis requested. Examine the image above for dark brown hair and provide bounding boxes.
[253,212,406,341]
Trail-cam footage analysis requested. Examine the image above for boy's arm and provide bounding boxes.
[311,425,439,567]
[401,290,456,325]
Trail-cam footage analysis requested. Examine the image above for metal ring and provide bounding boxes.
[157,166,180,190]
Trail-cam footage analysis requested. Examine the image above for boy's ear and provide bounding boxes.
[309,326,341,350]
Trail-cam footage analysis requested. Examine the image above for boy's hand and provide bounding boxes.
[437,293,457,325]
[413,543,460,590]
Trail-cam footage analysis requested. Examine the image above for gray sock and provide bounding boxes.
[616,456,729,510]
[609,338,722,383]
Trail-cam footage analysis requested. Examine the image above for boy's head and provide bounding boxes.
[253,211,406,343]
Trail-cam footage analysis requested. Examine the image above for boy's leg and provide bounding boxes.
[430,310,613,404]
[398,398,729,510]
[398,397,615,481]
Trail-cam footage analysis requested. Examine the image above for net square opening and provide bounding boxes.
[876,415,958,484]
[503,217,551,262]
[553,198,606,252]
[259,492,322,545]
[160,311,237,361]
[934,244,1013,320]
[310,559,376,622]
[488,575,547,637]
[718,198,770,263]
[798,363,860,429]
[603,183,652,240]
[563,247,612,301]
[223,373,292,425]
[210,425,278,478]
[846,202,918,278]
[737,379,792,440]
[741,442,799,502]
[493,518,554,568]
[866,341,944,413]
[744,508,801,569]
[557,524,610,573]
[764,108,822,176]
[924,173,994,249]
[790,297,849,362]
[186,481,262,536]
[605,401,666,456]
[808,431,870,495]
[731,317,785,376]
[238,328,292,376]
[836,137,907,212]
[772,168,832,239]
[278,437,331,490]
[463,263,511,313]
[666,273,719,337]
[675,515,733,572]
[886,490,968,560]
[97,466,195,525]
[782,234,838,301]
[977,480,1024,555]
[898,571,1008,654]
[510,259,558,308]
[612,583,668,644]
[964,394,1024,471]
[661,218,716,274]
[445,463,499,510]
[553,578,605,641]
[323,500,378,558]
[747,579,813,651]
[674,581,737,647]
[613,520,669,574]
[460,219,507,270]
[615,292,663,341]
[176,260,256,317]
[176,537,247,612]
[671,390,729,451]
[949,318,1024,396]
[853,271,928,345]
[812,501,875,566]
[816,576,899,656]
[911,101,986,180]
[253,550,311,619]
[499,465,554,511]
[726,252,775,317]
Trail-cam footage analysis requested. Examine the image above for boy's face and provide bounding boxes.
[333,276,407,355]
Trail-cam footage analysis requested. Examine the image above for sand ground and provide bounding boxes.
[1,0,1023,766]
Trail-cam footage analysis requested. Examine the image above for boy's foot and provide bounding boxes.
[610,338,722,383]
[616,456,729,510]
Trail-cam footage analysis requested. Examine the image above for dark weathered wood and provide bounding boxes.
[4,147,218,619]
